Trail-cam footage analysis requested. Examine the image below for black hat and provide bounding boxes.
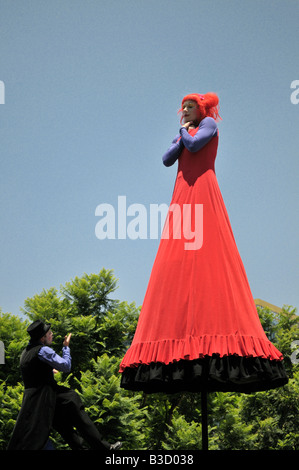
[27,320,51,341]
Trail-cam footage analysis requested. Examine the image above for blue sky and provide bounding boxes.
[1,0,298,319]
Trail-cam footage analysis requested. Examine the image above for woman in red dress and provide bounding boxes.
[119,93,288,394]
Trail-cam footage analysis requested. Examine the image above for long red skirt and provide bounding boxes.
[119,130,288,393]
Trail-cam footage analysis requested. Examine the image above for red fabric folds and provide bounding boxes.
[119,334,283,372]
[119,127,284,374]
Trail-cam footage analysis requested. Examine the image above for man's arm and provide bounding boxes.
[38,334,72,372]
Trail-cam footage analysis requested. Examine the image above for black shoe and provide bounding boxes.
[110,441,122,450]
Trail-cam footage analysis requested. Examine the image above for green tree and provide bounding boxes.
[0,271,298,451]
[20,269,139,380]
[0,382,23,448]
[0,311,28,386]
[239,305,299,450]
[274,305,299,377]
[74,354,148,450]
[0,270,142,449]
[139,392,184,449]
[240,372,299,449]
[162,414,202,450]
[209,392,255,450]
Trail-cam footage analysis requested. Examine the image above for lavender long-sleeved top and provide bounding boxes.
[38,345,72,373]
[162,117,218,167]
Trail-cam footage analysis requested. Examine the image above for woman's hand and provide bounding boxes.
[182,121,195,131]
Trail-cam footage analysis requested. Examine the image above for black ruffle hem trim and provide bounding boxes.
[120,355,289,394]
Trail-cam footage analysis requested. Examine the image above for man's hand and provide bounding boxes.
[63,333,72,347]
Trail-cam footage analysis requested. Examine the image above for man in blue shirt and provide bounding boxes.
[38,327,72,373]
[8,320,122,451]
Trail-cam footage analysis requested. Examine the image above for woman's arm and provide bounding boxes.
[162,135,184,167]
[179,117,218,152]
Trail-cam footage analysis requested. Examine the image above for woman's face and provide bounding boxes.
[182,100,199,124]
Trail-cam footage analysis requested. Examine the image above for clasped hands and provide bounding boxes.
[182,121,196,131]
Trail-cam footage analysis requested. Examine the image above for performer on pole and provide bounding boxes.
[119,92,288,394]
[8,320,122,450]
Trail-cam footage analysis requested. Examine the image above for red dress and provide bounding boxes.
[120,124,288,393]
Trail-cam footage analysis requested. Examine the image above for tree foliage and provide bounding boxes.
[0,269,298,450]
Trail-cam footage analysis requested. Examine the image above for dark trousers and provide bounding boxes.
[52,387,110,450]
